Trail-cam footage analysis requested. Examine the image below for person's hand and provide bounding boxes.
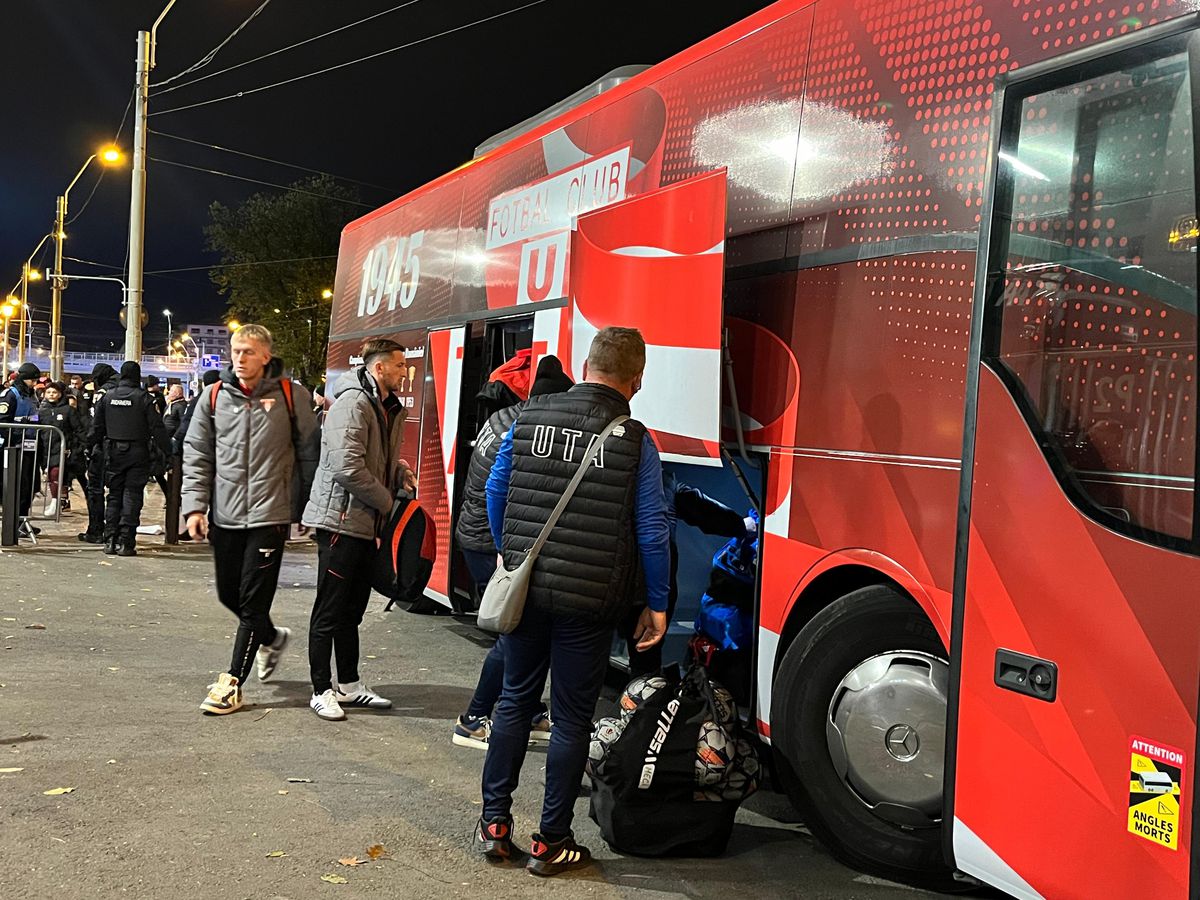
[397,458,416,493]
[633,608,668,651]
[186,513,208,542]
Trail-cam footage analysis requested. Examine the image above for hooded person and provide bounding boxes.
[78,362,120,542]
[89,360,171,555]
[451,354,574,750]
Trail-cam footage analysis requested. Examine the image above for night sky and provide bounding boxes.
[1,0,772,355]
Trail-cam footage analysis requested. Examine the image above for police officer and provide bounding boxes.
[0,362,43,539]
[90,361,169,556]
[78,362,119,543]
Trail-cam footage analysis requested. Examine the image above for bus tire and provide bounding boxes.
[770,584,960,890]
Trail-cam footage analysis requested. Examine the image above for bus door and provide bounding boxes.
[951,21,1200,898]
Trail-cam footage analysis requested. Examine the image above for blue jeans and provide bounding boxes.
[481,605,612,839]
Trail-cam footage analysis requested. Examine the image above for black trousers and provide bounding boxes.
[210,523,286,682]
[621,542,680,678]
[308,529,376,695]
[103,442,149,538]
[84,449,106,537]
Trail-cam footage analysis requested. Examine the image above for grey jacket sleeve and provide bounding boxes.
[326,393,393,514]
[181,388,215,518]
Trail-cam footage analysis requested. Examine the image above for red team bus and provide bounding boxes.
[322,1,1200,895]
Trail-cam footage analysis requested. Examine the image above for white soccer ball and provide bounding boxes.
[586,715,626,776]
[710,682,737,726]
[619,674,668,722]
[694,720,733,786]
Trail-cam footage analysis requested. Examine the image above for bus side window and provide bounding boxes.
[990,43,1197,546]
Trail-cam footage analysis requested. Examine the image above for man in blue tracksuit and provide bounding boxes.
[475,327,670,876]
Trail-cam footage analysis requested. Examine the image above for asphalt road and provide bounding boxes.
[0,504,944,900]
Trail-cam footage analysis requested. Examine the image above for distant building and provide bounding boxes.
[184,324,231,359]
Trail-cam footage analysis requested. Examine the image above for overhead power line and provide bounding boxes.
[65,254,337,276]
[151,0,273,89]
[152,0,424,98]
[148,156,376,207]
[149,0,550,117]
[150,130,397,194]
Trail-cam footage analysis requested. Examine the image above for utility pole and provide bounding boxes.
[124,29,151,363]
[50,196,66,380]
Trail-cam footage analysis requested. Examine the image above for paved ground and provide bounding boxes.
[0,499,944,900]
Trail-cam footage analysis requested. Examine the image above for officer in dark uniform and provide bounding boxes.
[90,361,170,556]
[0,362,43,538]
[78,362,119,543]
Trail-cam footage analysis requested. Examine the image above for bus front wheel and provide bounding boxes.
[771,584,959,889]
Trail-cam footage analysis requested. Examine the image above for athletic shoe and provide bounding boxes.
[527,833,592,877]
[335,681,392,709]
[453,715,491,750]
[310,689,346,721]
[255,626,290,682]
[475,815,513,861]
[530,711,553,742]
[200,673,242,715]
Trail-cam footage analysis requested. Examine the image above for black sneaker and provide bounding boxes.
[527,833,591,877]
[475,816,513,861]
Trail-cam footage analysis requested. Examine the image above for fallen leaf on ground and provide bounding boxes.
[365,844,387,860]
[98,561,113,566]
[0,767,23,773]
[43,787,74,795]
[24,624,46,630]
[286,777,312,783]
[277,789,288,795]
[338,856,365,867]
[365,655,377,659]
[265,851,287,858]
[320,874,348,884]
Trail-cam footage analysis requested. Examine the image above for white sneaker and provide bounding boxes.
[310,689,346,721]
[201,673,242,715]
[255,626,290,682]
[44,498,59,518]
[335,681,392,709]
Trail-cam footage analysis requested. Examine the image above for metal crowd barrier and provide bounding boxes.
[0,423,66,546]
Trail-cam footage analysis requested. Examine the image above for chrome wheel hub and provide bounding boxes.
[826,650,949,828]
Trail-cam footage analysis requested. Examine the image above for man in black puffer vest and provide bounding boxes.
[451,355,573,750]
[476,328,670,876]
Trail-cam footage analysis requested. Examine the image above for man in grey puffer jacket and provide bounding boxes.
[183,324,319,716]
[302,338,412,721]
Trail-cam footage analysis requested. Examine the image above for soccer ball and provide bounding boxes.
[710,682,737,726]
[716,737,761,800]
[694,720,733,786]
[619,674,668,722]
[693,789,725,802]
[586,716,625,777]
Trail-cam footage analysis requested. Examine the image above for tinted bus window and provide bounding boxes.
[992,44,1197,545]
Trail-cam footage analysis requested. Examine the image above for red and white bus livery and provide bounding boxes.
[324,2,1200,895]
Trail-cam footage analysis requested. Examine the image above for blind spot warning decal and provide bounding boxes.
[1129,735,1184,851]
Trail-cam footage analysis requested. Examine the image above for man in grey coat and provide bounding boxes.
[302,338,412,721]
[182,324,319,715]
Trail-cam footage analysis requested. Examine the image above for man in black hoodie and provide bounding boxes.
[78,362,119,543]
[90,361,170,556]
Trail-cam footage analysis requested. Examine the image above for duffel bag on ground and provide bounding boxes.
[587,665,760,857]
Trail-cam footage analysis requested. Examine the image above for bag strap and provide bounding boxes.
[526,415,629,562]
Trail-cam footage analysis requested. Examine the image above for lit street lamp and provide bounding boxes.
[1,299,18,375]
[162,308,173,351]
[50,146,125,380]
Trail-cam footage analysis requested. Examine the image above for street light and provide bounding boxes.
[50,145,125,379]
[321,288,333,299]
[162,308,173,351]
[1,301,17,375]
[227,320,241,331]
[125,0,185,364]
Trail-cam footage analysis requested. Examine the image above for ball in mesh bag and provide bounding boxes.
[693,788,725,802]
[710,681,737,726]
[586,716,625,777]
[716,736,761,801]
[694,720,733,786]
[619,674,668,722]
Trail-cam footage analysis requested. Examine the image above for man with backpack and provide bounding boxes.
[476,327,670,876]
[302,338,412,721]
[182,324,319,715]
